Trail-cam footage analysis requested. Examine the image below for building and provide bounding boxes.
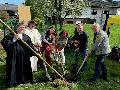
[0,3,31,24]
[0,3,18,17]
[63,0,120,26]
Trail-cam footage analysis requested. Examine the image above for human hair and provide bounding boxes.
[16,22,25,29]
[59,30,68,37]
[77,23,83,26]
[28,20,37,27]
[46,26,56,35]
[93,23,100,28]
[48,26,54,30]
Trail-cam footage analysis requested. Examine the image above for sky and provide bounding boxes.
[0,0,120,5]
[0,0,25,5]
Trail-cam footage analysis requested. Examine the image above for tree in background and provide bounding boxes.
[25,0,89,30]
[0,11,9,20]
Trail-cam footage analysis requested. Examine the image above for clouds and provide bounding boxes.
[0,0,7,4]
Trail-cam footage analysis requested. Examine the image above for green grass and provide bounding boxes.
[0,24,120,90]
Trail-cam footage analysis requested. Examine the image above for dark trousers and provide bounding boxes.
[74,49,87,69]
[93,54,107,80]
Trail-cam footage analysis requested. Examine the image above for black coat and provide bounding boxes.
[1,33,34,86]
[72,31,88,50]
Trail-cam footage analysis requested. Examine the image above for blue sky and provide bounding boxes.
[0,0,120,5]
[0,0,25,5]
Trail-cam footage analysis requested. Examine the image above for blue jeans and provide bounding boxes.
[93,54,107,80]
[74,49,87,69]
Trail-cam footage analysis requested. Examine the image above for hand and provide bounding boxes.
[16,34,23,39]
[13,35,17,42]
[34,42,42,47]
[71,40,73,44]
[75,48,79,51]
[87,50,91,56]
[60,62,65,67]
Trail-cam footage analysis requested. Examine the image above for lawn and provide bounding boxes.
[0,24,120,90]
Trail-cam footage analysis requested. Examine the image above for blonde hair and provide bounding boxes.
[16,21,25,28]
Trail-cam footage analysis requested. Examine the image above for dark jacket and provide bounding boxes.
[72,31,88,50]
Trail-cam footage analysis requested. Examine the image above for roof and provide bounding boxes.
[0,4,18,11]
[90,0,120,8]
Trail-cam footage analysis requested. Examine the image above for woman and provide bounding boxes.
[41,26,56,81]
[56,31,68,67]
[24,20,41,72]
[42,26,56,66]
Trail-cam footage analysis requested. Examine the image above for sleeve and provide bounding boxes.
[16,35,37,57]
[27,36,38,56]
[65,38,68,45]
[36,29,41,44]
[71,35,76,40]
[42,32,49,44]
[1,35,14,52]
[91,34,104,51]
[84,32,88,48]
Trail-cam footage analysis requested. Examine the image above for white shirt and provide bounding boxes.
[24,27,41,45]
[13,33,23,42]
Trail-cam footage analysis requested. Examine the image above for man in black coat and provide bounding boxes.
[71,23,88,71]
[1,22,35,87]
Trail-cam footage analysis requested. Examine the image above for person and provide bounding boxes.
[55,31,68,75]
[24,20,41,72]
[71,23,88,71]
[107,27,110,37]
[74,21,81,34]
[1,22,34,87]
[56,31,68,67]
[88,23,111,82]
[42,26,56,66]
[41,26,56,81]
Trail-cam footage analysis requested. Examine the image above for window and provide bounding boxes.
[91,9,97,15]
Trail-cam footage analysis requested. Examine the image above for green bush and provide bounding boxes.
[0,23,3,30]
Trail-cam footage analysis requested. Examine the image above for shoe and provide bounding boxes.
[102,76,108,81]
[46,73,52,81]
[88,77,98,82]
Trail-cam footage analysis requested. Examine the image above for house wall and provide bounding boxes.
[82,7,91,18]
[62,5,120,25]
[90,7,117,25]
[116,8,120,15]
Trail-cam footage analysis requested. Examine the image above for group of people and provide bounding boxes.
[0,20,111,87]
[1,20,68,87]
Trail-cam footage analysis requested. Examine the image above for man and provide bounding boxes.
[88,23,111,81]
[24,20,41,72]
[1,22,34,87]
[71,23,88,71]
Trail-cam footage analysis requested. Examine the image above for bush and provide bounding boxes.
[0,11,9,20]
[109,47,120,62]
[0,23,3,30]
